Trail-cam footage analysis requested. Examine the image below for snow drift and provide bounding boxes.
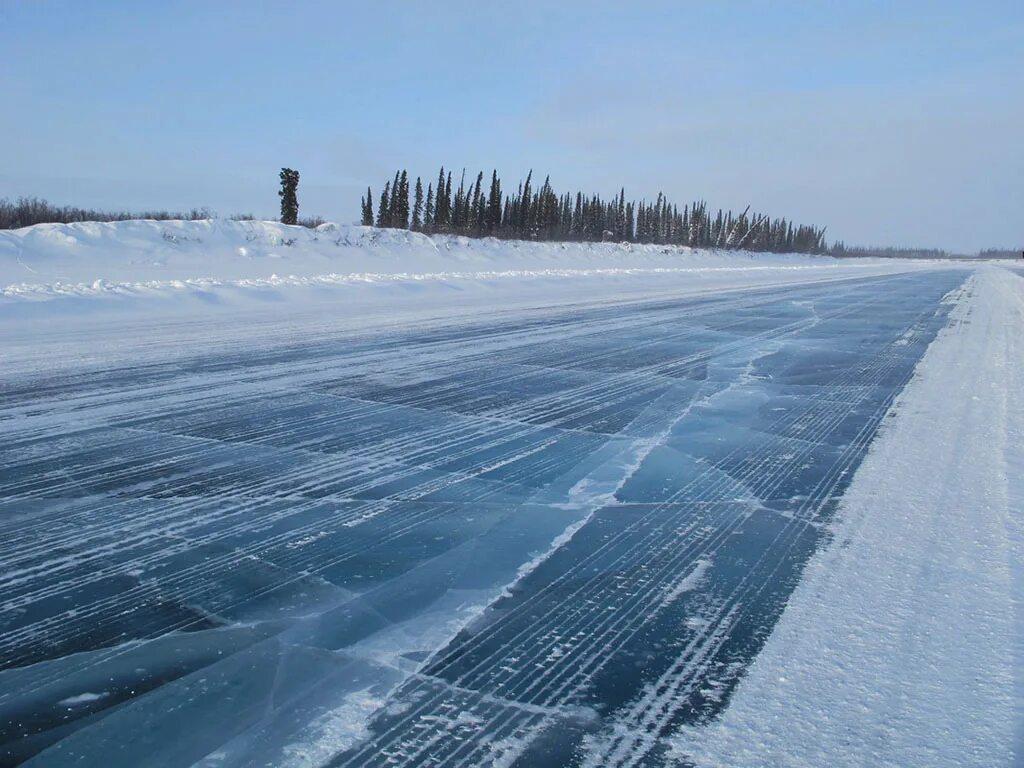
[1,218,882,302]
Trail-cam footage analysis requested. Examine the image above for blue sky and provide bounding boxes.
[2,0,1021,252]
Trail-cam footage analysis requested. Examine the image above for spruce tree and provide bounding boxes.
[278,168,299,225]
[616,188,626,240]
[394,170,410,229]
[502,198,512,235]
[470,172,483,235]
[387,171,401,227]
[486,170,502,232]
[361,187,374,226]
[451,170,466,232]
[475,185,486,234]
[434,167,447,231]
[571,192,583,240]
[424,183,435,231]
[377,182,391,228]
[520,171,532,238]
[440,171,453,231]
[411,177,424,231]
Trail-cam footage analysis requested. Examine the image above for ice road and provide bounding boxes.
[0,268,979,766]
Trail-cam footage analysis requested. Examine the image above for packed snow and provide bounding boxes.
[0,218,897,290]
[0,220,1018,767]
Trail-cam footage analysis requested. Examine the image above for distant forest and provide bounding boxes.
[362,168,829,254]
[830,243,954,259]
[831,244,1023,259]
[0,196,325,230]
[977,248,1023,260]
[0,197,217,230]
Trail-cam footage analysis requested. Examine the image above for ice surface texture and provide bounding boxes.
[673,267,1024,767]
[0,270,965,766]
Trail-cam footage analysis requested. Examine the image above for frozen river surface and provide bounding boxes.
[0,270,965,766]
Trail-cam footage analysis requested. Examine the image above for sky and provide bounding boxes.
[1,0,1021,252]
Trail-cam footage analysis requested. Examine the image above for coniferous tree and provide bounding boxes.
[361,166,829,254]
[440,171,453,231]
[616,188,626,240]
[387,171,402,227]
[451,170,466,232]
[424,183,435,231]
[361,187,374,226]
[433,167,447,231]
[394,170,410,229]
[278,168,299,225]
[570,192,583,240]
[520,171,532,238]
[486,171,502,233]
[475,184,487,233]
[469,172,483,235]
[411,177,424,231]
[377,182,391,228]
[401,172,411,225]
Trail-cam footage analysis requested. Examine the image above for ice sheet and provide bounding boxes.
[0,267,972,766]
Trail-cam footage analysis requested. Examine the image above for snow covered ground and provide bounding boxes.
[0,219,906,289]
[0,221,1019,766]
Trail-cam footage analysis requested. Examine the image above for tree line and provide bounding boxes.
[830,243,957,259]
[0,197,217,230]
[360,167,830,254]
[0,194,326,230]
[977,248,1023,260]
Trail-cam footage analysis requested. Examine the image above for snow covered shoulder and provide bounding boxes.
[672,265,1024,767]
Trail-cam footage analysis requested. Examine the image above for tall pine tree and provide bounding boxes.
[424,183,435,230]
[278,168,299,225]
[361,187,374,226]
[394,170,410,229]
[387,171,402,227]
[411,177,424,231]
[376,182,390,228]
[434,167,447,231]
[486,170,502,233]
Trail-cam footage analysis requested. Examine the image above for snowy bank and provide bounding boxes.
[671,266,1024,767]
[1,218,893,302]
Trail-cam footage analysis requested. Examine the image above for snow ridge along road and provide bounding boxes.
[1,257,981,766]
[673,266,1024,767]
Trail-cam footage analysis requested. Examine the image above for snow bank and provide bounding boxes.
[671,266,1024,767]
[0,218,845,294]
